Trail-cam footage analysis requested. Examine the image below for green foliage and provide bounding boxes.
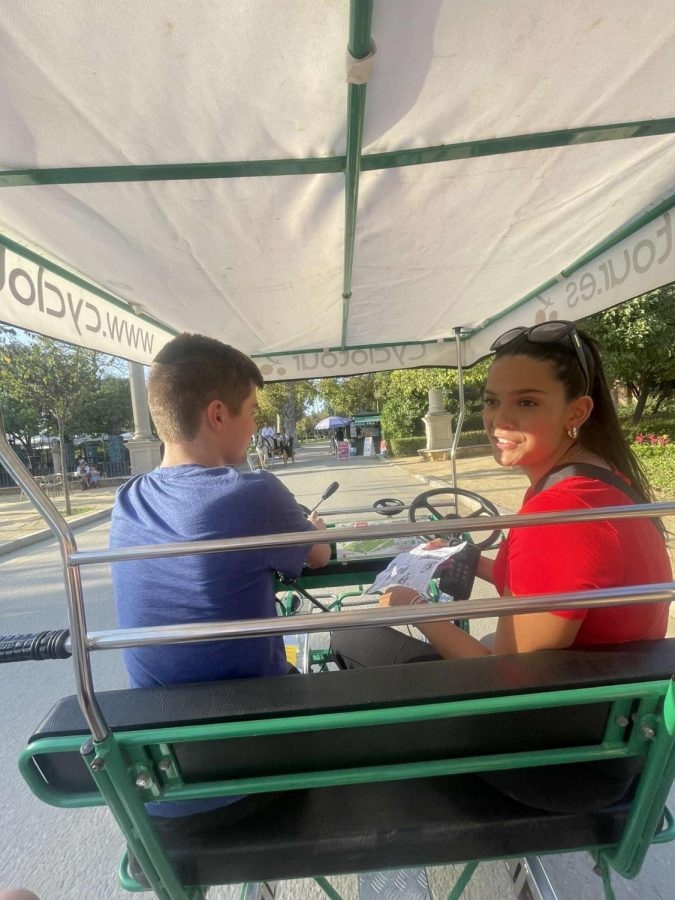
[1,337,101,426]
[380,393,427,440]
[376,362,490,440]
[0,335,105,514]
[1,337,133,438]
[70,375,133,435]
[316,374,377,417]
[296,415,322,441]
[632,443,675,496]
[582,285,675,422]
[255,380,317,435]
[0,392,44,453]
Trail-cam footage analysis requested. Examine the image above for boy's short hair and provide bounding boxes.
[148,334,263,442]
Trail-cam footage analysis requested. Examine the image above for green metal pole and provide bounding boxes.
[447,861,479,900]
[314,875,345,900]
[604,680,675,878]
[341,0,374,347]
[82,736,201,900]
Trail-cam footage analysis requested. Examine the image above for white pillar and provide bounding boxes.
[50,439,64,475]
[129,362,154,440]
[126,362,162,475]
[422,389,453,450]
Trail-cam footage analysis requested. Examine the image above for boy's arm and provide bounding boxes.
[304,512,331,568]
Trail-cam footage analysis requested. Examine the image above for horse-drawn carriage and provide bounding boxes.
[1,2,675,899]
[251,433,296,470]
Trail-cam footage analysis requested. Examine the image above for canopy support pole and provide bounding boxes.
[450,328,466,493]
[341,0,374,347]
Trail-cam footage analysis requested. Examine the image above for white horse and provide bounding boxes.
[253,432,293,468]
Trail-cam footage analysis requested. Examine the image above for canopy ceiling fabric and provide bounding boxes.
[0,1,674,378]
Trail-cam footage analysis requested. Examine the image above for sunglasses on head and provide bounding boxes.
[490,321,591,396]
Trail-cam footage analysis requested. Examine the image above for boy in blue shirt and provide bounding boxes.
[110,333,329,825]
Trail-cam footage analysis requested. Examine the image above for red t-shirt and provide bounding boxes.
[492,476,672,648]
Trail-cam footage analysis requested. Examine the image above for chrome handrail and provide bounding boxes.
[69,501,675,566]
[81,582,675,652]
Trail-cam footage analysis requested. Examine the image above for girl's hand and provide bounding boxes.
[379,586,425,607]
[422,538,449,550]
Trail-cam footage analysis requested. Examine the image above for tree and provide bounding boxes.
[1,336,101,514]
[316,374,378,417]
[0,391,44,457]
[582,284,675,423]
[70,375,134,436]
[255,380,317,437]
[374,362,490,439]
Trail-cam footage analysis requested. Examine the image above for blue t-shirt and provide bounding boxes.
[110,464,315,816]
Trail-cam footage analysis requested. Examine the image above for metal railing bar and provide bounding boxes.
[82,583,675,651]
[70,501,675,566]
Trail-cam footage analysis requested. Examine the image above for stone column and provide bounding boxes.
[126,362,162,475]
[50,439,64,475]
[421,389,453,450]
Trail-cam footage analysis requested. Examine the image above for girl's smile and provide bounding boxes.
[483,355,590,484]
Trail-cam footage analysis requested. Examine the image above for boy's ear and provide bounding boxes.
[205,398,229,431]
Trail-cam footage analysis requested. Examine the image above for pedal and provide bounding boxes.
[358,868,431,899]
[505,857,559,900]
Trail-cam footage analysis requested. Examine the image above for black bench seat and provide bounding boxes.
[24,640,675,887]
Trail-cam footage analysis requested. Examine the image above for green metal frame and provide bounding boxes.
[5,108,673,359]
[19,676,675,899]
[2,118,673,189]
[341,0,374,346]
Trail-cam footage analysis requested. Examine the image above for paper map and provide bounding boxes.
[369,542,467,598]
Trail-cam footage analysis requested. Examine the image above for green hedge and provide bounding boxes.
[389,436,426,456]
[458,429,489,447]
[389,431,489,457]
[459,414,485,431]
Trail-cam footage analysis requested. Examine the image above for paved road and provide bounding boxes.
[0,443,672,899]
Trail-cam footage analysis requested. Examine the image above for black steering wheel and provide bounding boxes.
[408,487,502,550]
[373,497,405,517]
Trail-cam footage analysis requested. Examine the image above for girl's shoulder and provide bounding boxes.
[521,475,631,515]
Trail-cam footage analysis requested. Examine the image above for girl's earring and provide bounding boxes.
[567,426,578,440]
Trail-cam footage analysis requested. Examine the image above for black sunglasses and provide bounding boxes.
[490,321,591,395]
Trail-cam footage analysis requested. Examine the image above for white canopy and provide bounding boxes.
[1,1,674,378]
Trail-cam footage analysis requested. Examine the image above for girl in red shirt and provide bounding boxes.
[333,321,671,664]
